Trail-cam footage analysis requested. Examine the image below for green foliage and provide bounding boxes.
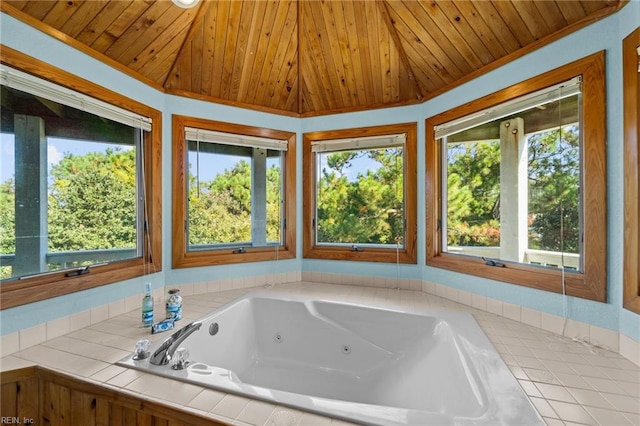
[48,148,137,251]
[446,141,501,246]
[316,148,404,245]
[188,160,252,245]
[527,126,580,253]
[0,179,15,254]
[187,158,283,246]
[0,147,137,280]
[445,125,580,254]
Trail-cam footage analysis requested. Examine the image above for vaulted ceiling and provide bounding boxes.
[0,0,627,117]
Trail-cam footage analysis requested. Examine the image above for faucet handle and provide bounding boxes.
[133,339,150,360]
[171,347,190,370]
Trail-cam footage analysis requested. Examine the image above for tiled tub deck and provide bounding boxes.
[1,282,639,426]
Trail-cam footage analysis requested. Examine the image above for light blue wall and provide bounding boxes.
[1,3,638,343]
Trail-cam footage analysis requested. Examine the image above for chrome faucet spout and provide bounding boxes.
[149,321,202,366]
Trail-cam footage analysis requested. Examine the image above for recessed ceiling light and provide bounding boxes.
[172,0,200,9]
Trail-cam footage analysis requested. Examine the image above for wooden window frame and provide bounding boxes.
[0,46,162,310]
[303,123,417,264]
[623,27,640,314]
[172,115,296,268]
[426,52,607,302]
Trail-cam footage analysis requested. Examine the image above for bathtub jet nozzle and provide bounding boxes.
[149,321,202,366]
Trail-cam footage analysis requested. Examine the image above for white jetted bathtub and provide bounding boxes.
[119,293,543,425]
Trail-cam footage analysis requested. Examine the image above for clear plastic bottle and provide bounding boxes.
[166,289,182,321]
[141,283,154,327]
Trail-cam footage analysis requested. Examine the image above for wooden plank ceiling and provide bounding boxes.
[1,0,625,117]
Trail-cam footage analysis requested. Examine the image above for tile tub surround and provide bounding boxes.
[0,283,638,426]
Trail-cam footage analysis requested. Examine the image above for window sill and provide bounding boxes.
[427,253,605,302]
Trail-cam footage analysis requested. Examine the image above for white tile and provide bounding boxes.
[213,394,251,419]
[286,271,298,284]
[601,392,640,414]
[486,297,503,316]
[523,368,559,385]
[422,280,436,294]
[15,345,107,377]
[1,332,19,357]
[46,316,71,340]
[529,396,559,418]
[514,355,546,370]
[409,279,421,291]
[19,323,46,350]
[623,412,640,425]
[107,368,145,388]
[589,325,619,352]
[552,372,592,390]
[521,307,542,328]
[534,383,577,403]
[90,304,109,324]
[616,380,640,398]
[584,406,634,426]
[502,302,521,322]
[108,299,126,318]
[187,389,227,412]
[563,319,590,342]
[619,334,640,367]
[471,293,487,311]
[0,356,35,371]
[124,295,139,313]
[432,283,446,298]
[232,277,244,290]
[582,376,626,395]
[566,388,616,410]
[296,412,333,425]
[237,400,276,425]
[43,336,129,363]
[457,290,472,306]
[69,310,91,332]
[126,374,202,405]
[547,400,597,425]
[90,364,128,383]
[220,279,233,291]
[207,280,221,293]
[540,312,565,335]
[518,380,543,397]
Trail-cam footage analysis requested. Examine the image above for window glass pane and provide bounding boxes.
[186,140,284,250]
[0,87,142,281]
[444,94,581,271]
[316,147,404,246]
[47,138,138,268]
[0,134,16,280]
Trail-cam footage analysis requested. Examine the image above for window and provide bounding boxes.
[623,27,640,314]
[172,116,296,267]
[303,123,417,263]
[426,52,606,301]
[0,48,162,309]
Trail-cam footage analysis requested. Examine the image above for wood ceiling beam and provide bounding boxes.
[377,0,423,101]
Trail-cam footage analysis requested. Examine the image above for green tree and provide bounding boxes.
[528,125,580,253]
[445,125,580,254]
[316,148,404,245]
[0,179,15,255]
[189,160,251,245]
[48,148,137,252]
[188,158,283,246]
[446,141,501,246]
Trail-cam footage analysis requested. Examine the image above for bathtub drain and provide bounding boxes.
[209,322,219,336]
[342,344,351,355]
[274,333,283,343]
